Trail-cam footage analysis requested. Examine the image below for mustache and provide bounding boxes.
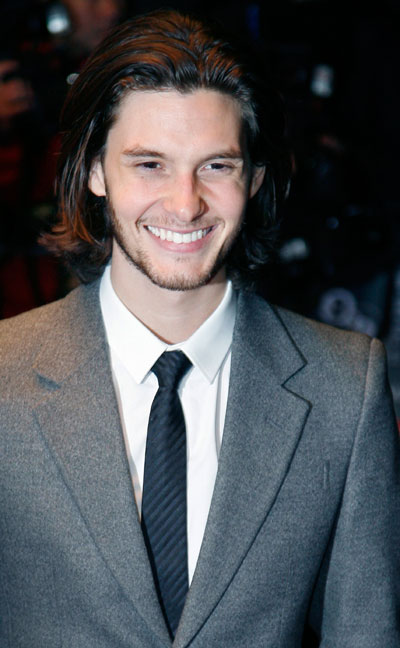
[103,193,217,231]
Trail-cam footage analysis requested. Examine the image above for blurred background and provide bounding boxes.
[0,0,399,414]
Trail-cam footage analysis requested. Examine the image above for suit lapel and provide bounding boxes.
[175,292,311,647]
[32,282,171,645]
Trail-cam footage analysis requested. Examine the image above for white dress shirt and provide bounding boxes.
[99,266,236,583]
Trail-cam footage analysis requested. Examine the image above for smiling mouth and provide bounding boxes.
[146,225,213,244]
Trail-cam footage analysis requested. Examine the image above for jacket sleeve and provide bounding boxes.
[309,337,400,647]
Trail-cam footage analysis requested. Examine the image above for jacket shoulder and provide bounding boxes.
[274,302,375,356]
[270,302,391,418]
[0,298,64,366]
[0,281,100,373]
[243,291,376,352]
[237,291,387,392]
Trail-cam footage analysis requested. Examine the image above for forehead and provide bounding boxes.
[106,88,246,154]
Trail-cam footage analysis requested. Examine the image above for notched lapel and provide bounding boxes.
[175,293,311,647]
[32,283,171,646]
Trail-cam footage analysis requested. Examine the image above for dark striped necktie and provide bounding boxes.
[141,350,192,638]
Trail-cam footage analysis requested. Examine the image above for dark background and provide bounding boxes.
[1,0,399,414]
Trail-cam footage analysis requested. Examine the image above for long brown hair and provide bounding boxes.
[43,9,291,285]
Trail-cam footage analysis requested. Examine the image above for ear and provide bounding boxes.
[89,158,106,196]
[249,165,265,198]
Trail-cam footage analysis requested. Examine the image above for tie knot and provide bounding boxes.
[151,350,192,390]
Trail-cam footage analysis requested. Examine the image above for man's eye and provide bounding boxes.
[139,161,161,170]
[204,162,231,171]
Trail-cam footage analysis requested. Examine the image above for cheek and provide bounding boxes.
[113,177,165,211]
[219,188,248,226]
[110,189,159,229]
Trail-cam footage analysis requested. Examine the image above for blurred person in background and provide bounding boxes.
[0,0,127,318]
[0,50,61,317]
[61,0,126,55]
[0,55,34,126]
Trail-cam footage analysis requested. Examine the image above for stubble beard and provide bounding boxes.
[107,197,241,292]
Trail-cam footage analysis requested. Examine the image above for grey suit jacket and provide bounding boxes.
[1,280,399,647]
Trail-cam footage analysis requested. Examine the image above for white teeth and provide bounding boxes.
[147,225,210,243]
[172,232,183,243]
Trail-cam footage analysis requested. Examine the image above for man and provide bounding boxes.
[0,10,399,648]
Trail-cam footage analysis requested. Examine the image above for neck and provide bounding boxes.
[110,260,228,344]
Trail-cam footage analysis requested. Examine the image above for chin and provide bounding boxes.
[137,264,221,292]
[115,239,228,293]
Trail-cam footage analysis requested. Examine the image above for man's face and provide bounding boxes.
[0,61,34,123]
[89,89,264,292]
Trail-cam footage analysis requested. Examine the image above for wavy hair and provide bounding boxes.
[43,9,291,287]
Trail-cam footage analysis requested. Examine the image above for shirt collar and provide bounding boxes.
[99,265,236,385]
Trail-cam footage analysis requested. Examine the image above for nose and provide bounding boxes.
[162,174,205,222]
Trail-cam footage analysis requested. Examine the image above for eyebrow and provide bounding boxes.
[122,148,166,159]
[121,147,244,161]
